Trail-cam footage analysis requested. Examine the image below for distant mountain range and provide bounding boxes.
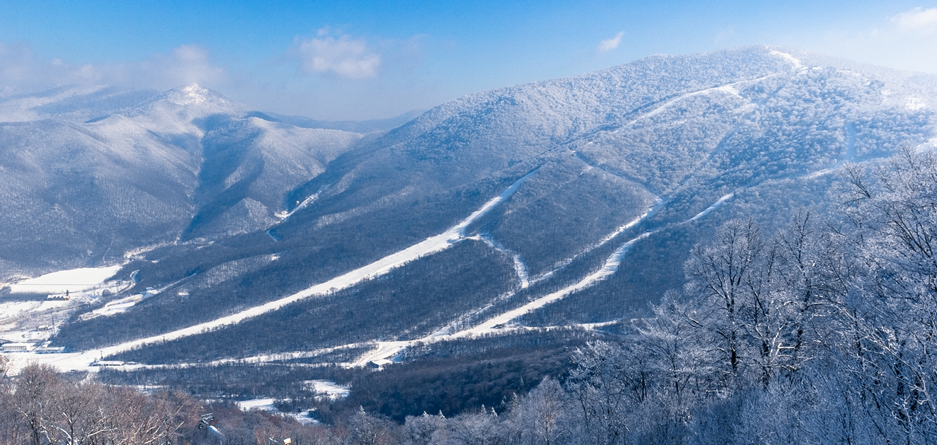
[1,46,935,369]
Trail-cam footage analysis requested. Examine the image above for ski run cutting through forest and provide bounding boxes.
[5,168,540,374]
[8,185,735,374]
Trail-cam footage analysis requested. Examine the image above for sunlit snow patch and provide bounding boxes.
[236,398,277,411]
[769,50,805,70]
[906,97,927,111]
[9,265,122,294]
[305,380,350,399]
[690,193,734,221]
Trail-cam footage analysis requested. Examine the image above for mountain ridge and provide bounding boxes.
[1,46,935,376]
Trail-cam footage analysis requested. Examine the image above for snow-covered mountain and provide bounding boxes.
[0,85,362,281]
[2,46,936,372]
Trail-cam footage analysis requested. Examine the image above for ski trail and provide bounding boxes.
[690,193,734,221]
[348,231,654,366]
[769,49,805,71]
[274,185,330,222]
[114,343,373,372]
[619,74,774,129]
[454,231,653,338]
[532,199,661,284]
[844,122,857,162]
[10,169,538,374]
[82,189,738,373]
[350,191,738,366]
[472,234,529,288]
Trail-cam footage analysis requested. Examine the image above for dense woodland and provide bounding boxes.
[4,146,937,443]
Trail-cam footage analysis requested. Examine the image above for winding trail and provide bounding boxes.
[472,233,530,288]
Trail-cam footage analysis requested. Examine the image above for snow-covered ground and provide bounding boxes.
[3,169,538,375]
[350,191,739,366]
[690,193,734,221]
[473,234,529,288]
[4,183,744,381]
[1,265,132,352]
[769,49,805,71]
[305,380,350,399]
[233,380,347,425]
[533,199,660,285]
[8,265,122,294]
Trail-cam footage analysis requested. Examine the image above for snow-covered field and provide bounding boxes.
[8,265,122,294]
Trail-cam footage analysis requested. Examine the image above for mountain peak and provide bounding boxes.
[162,84,232,108]
[125,84,245,120]
[166,84,212,106]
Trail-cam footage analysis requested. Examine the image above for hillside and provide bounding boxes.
[0,46,934,381]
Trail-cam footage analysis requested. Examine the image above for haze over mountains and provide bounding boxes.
[1,46,935,372]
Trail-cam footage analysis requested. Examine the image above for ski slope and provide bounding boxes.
[4,169,538,375]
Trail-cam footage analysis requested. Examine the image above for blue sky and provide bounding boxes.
[1,1,936,120]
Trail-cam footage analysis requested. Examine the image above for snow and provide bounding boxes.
[690,193,734,221]
[0,302,41,319]
[348,192,741,366]
[473,234,529,288]
[640,83,747,120]
[275,188,326,220]
[906,97,927,111]
[533,200,660,285]
[9,265,122,294]
[769,50,805,70]
[305,380,350,398]
[167,84,211,106]
[236,398,277,411]
[454,232,652,338]
[91,294,144,316]
[3,169,538,375]
[350,231,655,366]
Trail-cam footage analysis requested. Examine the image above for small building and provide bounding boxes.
[1,342,35,353]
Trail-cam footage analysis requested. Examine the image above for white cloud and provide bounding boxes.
[892,7,937,34]
[293,32,381,79]
[0,42,226,95]
[597,31,624,52]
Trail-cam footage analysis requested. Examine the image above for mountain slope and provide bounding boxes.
[0,85,362,281]
[5,46,935,370]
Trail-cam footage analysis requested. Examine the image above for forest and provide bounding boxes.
[5,145,937,444]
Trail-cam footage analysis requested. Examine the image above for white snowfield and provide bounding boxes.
[3,169,538,375]
[9,265,122,294]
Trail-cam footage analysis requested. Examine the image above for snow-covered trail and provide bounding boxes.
[690,193,734,221]
[472,234,529,288]
[348,230,655,366]
[350,191,739,366]
[617,74,779,130]
[33,188,738,373]
[454,231,653,338]
[532,199,661,285]
[6,169,538,375]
